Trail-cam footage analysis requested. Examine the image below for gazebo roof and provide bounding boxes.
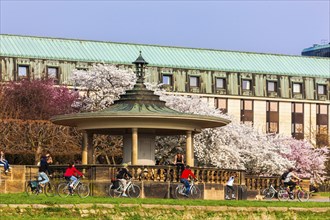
[51,54,230,135]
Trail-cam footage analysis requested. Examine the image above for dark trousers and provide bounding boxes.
[284,181,296,192]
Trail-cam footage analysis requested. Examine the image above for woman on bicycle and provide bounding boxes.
[180,165,197,196]
[64,162,84,188]
[116,163,132,197]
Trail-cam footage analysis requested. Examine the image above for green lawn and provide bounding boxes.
[0,193,329,208]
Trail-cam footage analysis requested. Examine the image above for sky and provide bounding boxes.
[0,0,329,56]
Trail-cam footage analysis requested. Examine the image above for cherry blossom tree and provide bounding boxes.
[70,64,136,112]
[71,65,328,177]
[1,79,78,120]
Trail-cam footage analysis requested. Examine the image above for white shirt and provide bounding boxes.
[284,172,294,183]
[226,176,235,186]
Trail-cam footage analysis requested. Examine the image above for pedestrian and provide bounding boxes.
[0,150,10,175]
[174,151,185,179]
[225,174,237,200]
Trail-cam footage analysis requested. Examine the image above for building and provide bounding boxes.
[302,43,330,57]
[1,34,329,145]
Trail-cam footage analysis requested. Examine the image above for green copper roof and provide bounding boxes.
[1,34,329,78]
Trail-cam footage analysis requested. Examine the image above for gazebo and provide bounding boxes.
[51,53,230,166]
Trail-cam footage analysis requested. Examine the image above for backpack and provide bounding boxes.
[281,171,289,180]
[111,179,120,189]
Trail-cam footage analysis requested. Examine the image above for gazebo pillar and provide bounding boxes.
[186,130,194,167]
[82,132,94,165]
[132,128,138,165]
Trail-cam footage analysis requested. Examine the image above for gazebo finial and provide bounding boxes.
[132,51,148,81]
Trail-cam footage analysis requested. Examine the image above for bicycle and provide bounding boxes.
[175,179,201,199]
[262,184,282,200]
[25,177,55,197]
[277,180,309,202]
[108,178,141,198]
[57,177,90,198]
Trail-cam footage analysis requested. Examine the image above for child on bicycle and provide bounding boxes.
[180,165,197,197]
[64,162,84,188]
[116,163,132,197]
[283,168,301,199]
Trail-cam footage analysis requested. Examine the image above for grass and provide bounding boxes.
[315,192,330,197]
[0,193,329,208]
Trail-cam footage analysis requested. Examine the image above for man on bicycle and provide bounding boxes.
[38,155,50,188]
[180,165,197,197]
[116,163,132,197]
[283,167,301,197]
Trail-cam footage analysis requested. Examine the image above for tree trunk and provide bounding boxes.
[35,144,43,165]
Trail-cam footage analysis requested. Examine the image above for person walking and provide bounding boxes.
[225,174,237,200]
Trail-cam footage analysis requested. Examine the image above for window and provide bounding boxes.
[162,74,172,86]
[317,84,326,95]
[189,76,199,87]
[215,98,227,113]
[241,100,253,125]
[267,81,277,92]
[47,67,59,83]
[292,103,304,140]
[18,65,29,80]
[215,78,226,89]
[266,101,279,133]
[242,80,251,90]
[293,83,302,94]
[316,104,329,146]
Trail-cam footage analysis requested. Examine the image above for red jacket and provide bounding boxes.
[180,169,196,179]
[64,166,83,177]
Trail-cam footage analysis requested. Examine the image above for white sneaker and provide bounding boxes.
[122,193,128,197]
[70,184,74,188]
[225,195,230,200]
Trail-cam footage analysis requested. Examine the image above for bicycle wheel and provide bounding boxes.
[297,189,310,202]
[25,181,38,196]
[175,184,187,199]
[77,183,90,198]
[190,185,201,199]
[127,184,141,198]
[44,182,56,197]
[277,189,289,201]
[57,182,70,197]
[108,183,122,198]
[262,188,275,199]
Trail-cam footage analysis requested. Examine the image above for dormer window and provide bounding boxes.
[189,76,200,87]
[293,83,302,94]
[162,74,172,86]
[242,79,251,90]
[18,65,29,80]
[216,78,226,89]
[317,84,326,95]
[267,81,277,92]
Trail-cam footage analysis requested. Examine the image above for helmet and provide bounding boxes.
[122,163,128,167]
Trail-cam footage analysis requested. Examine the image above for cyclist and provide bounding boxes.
[38,155,50,188]
[64,162,84,189]
[283,167,301,198]
[180,165,197,197]
[116,163,132,197]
